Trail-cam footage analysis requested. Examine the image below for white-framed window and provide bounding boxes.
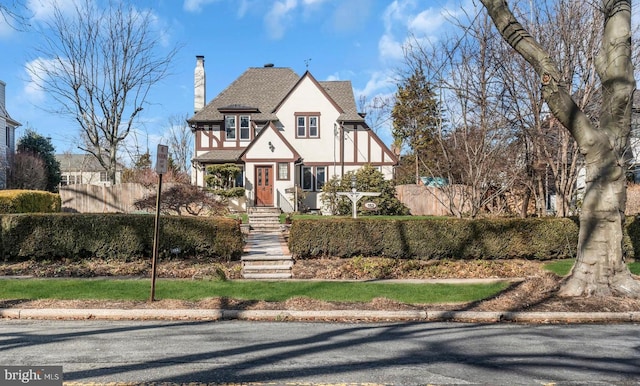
[277,162,289,180]
[297,116,306,137]
[65,175,81,185]
[316,166,326,190]
[295,114,320,138]
[309,116,318,137]
[99,171,108,182]
[240,115,250,140]
[225,116,236,140]
[301,166,326,191]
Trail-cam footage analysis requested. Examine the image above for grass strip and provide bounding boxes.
[543,259,640,276]
[0,279,509,305]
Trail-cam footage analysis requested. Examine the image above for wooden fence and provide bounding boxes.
[59,183,247,214]
[395,184,469,216]
[59,183,155,213]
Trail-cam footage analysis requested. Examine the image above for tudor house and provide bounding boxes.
[188,56,397,212]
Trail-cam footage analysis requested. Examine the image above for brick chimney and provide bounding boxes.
[194,55,206,114]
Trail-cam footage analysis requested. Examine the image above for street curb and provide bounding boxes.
[2,308,640,323]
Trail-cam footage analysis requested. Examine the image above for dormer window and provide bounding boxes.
[295,113,320,138]
[225,116,236,140]
[225,114,251,141]
[240,115,250,140]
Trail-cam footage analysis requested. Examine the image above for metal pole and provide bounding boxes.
[149,173,163,302]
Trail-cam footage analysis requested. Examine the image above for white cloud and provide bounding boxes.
[408,8,447,34]
[378,0,415,61]
[183,0,220,13]
[23,57,54,103]
[378,34,404,61]
[354,70,396,98]
[27,0,75,22]
[302,0,328,5]
[377,0,464,62]
[141,8,173,48]
[264,0,298,40]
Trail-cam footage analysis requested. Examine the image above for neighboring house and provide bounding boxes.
[629,92,640,182]
[56,153,123,186]
[0,80,21,189]
[188,56,397,212]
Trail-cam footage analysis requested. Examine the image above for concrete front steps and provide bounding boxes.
[242,208,293,279]
[242,253,293,279]
[247,207,283,232]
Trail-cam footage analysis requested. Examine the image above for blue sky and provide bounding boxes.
[0,0,467,161]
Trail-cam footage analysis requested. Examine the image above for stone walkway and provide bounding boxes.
[242,231,291,257]
[242,231,293,279]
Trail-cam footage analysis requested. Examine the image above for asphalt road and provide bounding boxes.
[1,320,639,385]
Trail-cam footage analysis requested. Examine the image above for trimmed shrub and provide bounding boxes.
[0,190,61,213]
[289,217,582,260]
[0,213,242,262]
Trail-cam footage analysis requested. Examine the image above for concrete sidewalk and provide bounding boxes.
[2,307,640,323]
[2,232,640,323]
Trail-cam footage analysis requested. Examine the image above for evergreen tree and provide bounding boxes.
[16,129,61,192]
[391,64,441,184]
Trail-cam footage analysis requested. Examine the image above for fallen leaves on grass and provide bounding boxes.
[2,257,640,313]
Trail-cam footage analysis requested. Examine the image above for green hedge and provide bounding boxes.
[0,190,61,213]
[0,213,243,262]
[290,217,587,260]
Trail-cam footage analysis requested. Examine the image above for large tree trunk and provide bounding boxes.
[566,149,637,296]
[481,0,640,297]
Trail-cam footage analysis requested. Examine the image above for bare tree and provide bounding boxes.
[0,1,30,31]
[164,114,193,175]
[357,94,394,135]
[495,0,602,217]
[482,0,639,297]
[402,13,517,218]
[134,184,227,216]
[28,0,177,184]
[7,152,47,190]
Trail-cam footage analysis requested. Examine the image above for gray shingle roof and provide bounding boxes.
[188,67,365,124]
[192,149,245,163]
[56,154,123,172]
[190,67,300,122]
[319,80,365,122]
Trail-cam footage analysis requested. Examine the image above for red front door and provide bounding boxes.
[255,165,273,206]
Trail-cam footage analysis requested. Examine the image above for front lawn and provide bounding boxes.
[0,279,509,305]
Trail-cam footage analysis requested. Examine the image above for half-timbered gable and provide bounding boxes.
[188,57,397,212]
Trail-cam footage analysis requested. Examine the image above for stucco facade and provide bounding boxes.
[188,58,397,212]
